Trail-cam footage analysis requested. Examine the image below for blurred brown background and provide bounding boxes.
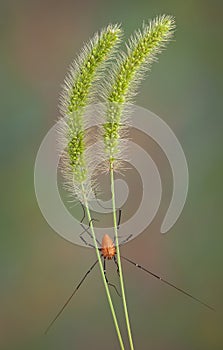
[1,0,223,349]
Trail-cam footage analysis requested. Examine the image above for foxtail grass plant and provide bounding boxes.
[101,15,175,350]
[58,16,175,350]
[58,25,125,350]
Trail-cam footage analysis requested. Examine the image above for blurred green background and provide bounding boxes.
[1,0,223,349]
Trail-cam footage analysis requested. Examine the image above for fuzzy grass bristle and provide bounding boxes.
[104,15,175,105]
[101,15,175,169]
[60,24,122,117]
[58,25,121,200]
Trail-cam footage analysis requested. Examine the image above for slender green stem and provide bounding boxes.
[110,165,135,350]
[81,183,125,350]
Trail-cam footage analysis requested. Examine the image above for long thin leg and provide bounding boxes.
[44,259,98,334]
[79,203,93,241]
[103,258,121,297]
[80,203,99,230]
[79,233,95,248]
[119,234,133,245]
[80,202,86,224]
[92,195,121,230]
[121,256,215,311]
[113,209,133,247]
[79,203,101,247]
[80,219,101,247]
[79,220,100,248]
[80,202,96,236]
[113,208,122,245]
[113,255,120,276]
[117,208,122,229]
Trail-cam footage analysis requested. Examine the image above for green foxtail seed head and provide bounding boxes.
[58,25,122,200]
[102,15,175,168]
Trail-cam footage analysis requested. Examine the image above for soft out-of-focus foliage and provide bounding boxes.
[1,1,223,349]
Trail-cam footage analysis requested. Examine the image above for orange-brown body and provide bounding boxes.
[101,234,116,259]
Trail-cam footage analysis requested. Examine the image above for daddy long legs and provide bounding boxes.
[45,206,215,334]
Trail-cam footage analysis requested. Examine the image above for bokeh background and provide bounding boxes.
[1,0,223,349]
